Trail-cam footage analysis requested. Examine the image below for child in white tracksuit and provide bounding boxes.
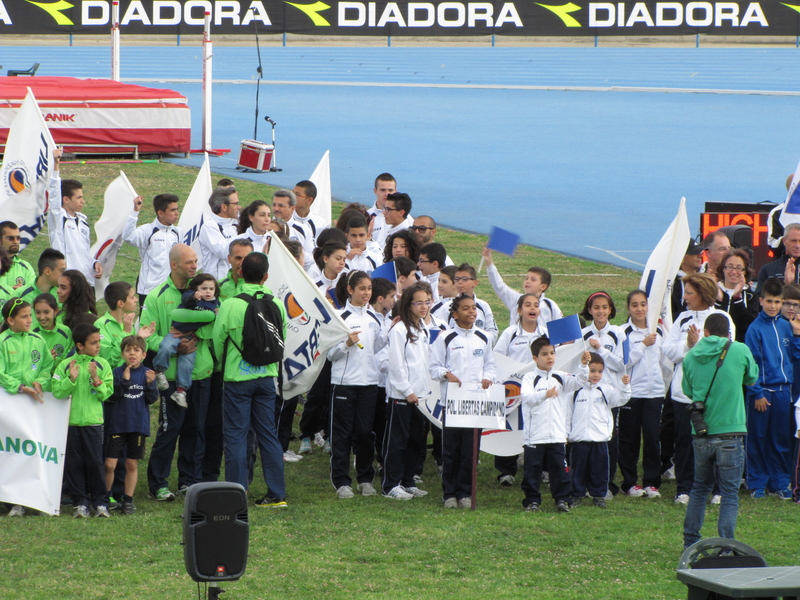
[569,353,631,507]
[519,337,590,513]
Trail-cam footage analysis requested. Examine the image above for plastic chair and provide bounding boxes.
[8,63,39,76]
[678,538,768,570]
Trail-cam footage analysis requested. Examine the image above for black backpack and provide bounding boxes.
[228,291,284,367]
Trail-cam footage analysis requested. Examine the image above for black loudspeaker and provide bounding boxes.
[183,482,249,582]
[716,225,753,250]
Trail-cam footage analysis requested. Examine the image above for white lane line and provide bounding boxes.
[585,246,647,267]
[122,78,800,96]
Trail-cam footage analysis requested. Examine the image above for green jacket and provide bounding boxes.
[0,255,35,291]
[18,282,60,309]
[212,283,287,382]
[32,324,73,369]
[141,276,214,381]
[0,282,14,312]
[219,269,245,302]
[0,329,54,393]
[97,313,130,369]
[52,354,114,426]
[682,335,759,435]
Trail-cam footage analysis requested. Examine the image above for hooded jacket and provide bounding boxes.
[744,310,800,401]
[682,335,758,436]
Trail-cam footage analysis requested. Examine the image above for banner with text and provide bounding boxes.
[444,382,506,429]
[0,0,795,36]
[0,390,69,516]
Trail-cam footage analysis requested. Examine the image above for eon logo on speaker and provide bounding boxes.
[213,514,231,521]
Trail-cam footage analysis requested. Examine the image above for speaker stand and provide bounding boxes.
[208,583,224,600]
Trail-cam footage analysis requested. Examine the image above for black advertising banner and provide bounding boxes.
[0,0,798,36]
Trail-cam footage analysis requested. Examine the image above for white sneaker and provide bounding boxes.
[285,449,303,461]
[404,486,429,497]
[644,486,661,498]
[675,494,690,505]
[384,486,413,500]
[358,482,377,496]
[155,372,169,391]
[322,440,332,453]
[663,466,676,480]
[95,506,111,518]
[541,471,550,484]
[604,491,614,502]
[314,432,326,447]
[498,475,515,487]
[8,505,25,517]
[710,494,722,505]
[626,486,645,497]
[171,390,188,408]
[413,474,424,484]
[283,451,301,462]
[74,505,90,518]
[336,485,354,499]
[298,438,312,454]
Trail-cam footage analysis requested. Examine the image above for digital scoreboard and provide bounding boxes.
[701,201,778,274]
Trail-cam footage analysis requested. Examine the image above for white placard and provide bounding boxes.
[444,382,506,430]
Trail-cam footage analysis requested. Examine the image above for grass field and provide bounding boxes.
[4,161,797,600]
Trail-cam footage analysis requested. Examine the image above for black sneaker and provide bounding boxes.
[524,502,540,512]
[556,500,570,513]
[255,495,288,508]
[592,497,607,508]
[569,497,582,508]
[121,501,136,515]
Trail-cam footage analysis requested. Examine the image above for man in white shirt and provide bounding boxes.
[48,176,102,286]
[123,193,183,305]
[292,180,328,270]
[198,186,240,280]
[369,173,413,247]
[410,215,454,267]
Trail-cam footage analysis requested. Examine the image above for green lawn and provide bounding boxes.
[4,161,795,600]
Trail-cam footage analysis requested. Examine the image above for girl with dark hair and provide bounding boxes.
[383,229,420,265]
[382,282,433,500]
[580,290,625,497]
[237,200,272,252]
[430,293,496,509]
[32,292,74,368]
[57,269,97,329]
[327,271,387,499]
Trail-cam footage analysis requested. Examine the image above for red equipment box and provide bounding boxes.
[237,139,273,172]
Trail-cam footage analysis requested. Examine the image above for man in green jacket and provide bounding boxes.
[142,244,213,501]
[682,313,759,549]
[213,252,287,507]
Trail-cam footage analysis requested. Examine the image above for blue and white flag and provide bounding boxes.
[639,198,691,333]
[177,152,213,257]
[0,88,56,250]
[779,158,800,227]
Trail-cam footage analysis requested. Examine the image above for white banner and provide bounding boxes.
[90,171,138,301]
[309,150,331,227]
[444,382,506,429]
[268,235,351,396]
[177,153,214,260]
[639,197,690,333]
[0,389,70,515]
[0,88,56,250]
[779,157,800,227]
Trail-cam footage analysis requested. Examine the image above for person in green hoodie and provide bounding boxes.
[213,251,287,507]
[681,313,759,549]
[52,322,114,518]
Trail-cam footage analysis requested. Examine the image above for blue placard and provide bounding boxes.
[547,314,583,346]
[487,226,520,256]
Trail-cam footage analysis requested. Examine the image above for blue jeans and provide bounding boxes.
[153,334,195,390]
[683,435,745,549]
[223,377,285,499]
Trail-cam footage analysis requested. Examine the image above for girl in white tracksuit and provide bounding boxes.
[617,290,666,498]
[430,294,497,508]
[493,294,548,485]
[327,270,387,497]
[382,282,434,500]
[580,291,626,495]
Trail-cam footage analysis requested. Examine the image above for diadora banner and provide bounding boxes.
[0,0,798,35]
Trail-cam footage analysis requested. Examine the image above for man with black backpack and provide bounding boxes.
[213,252,288,507]
[681,313,758,550]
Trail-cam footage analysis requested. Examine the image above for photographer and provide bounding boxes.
[681,313,758,550]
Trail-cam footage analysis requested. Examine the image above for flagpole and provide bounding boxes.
[471,428,478,511]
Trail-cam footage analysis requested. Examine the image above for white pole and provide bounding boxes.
[111,0,120,82]
[202,11,212,152]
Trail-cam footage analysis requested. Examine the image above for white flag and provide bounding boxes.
[0,390,70,516]
[0,88,56,250]
[309,150,331,227]
[267,235,350,396]
[91,171,138,301]
[177,153,214,259]
[779,157,800,227]
[639,198,691,333]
